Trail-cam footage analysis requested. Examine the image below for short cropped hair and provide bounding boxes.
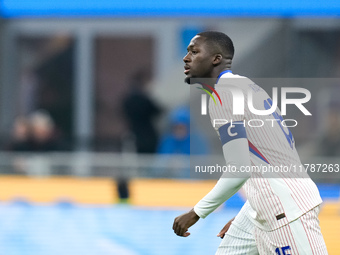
[197,31,234,59]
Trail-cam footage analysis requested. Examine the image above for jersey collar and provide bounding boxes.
[216,70,232,83]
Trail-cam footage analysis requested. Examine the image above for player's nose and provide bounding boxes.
[183,53,191,63]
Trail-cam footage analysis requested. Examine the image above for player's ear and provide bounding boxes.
[212,54,222,65]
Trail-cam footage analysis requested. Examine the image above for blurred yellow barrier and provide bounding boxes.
[129,179,340,254]
[129,178,216,207]
[1,175,337,254]
[319,200,340,255]
[0,176,117,204]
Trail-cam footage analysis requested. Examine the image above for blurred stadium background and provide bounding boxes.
[0,0,340,254]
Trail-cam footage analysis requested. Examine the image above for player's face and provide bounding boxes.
[183,35,214,83]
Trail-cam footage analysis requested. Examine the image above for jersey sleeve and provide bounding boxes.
[193,122,251,218]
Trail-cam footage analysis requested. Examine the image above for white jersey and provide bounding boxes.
[215,202,327,254]
[209,72,322,231]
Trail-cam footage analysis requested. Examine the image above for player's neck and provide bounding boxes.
[212,60,232,80]
[212,67,232,82]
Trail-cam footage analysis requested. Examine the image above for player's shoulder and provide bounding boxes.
[217,71,246,81]
[216,72,267,94]
[216,72,256,94]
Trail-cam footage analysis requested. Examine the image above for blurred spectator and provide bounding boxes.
[153,106,209,178]
[318,110,340,156]
[5,111,65,152]
[3,111,65,175]
[158,106,209,155]
[122,70,161,153]
[34,36,74,143]
[158,107,191,154]
[5,116,31,151]
[26,110,64,152]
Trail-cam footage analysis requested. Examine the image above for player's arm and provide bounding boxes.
[173,122,251,236]
[193,121,251,219]
[172,208,199,237]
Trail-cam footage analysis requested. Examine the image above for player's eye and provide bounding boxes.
[192,50,198,54]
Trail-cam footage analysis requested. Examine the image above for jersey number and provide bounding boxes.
[275,246,291,255]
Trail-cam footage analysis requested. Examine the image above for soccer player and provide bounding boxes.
[172,31,328,254]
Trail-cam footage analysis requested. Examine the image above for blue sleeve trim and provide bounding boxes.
[218,121,247,146]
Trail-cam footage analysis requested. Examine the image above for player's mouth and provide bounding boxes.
[184,65,190,74]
